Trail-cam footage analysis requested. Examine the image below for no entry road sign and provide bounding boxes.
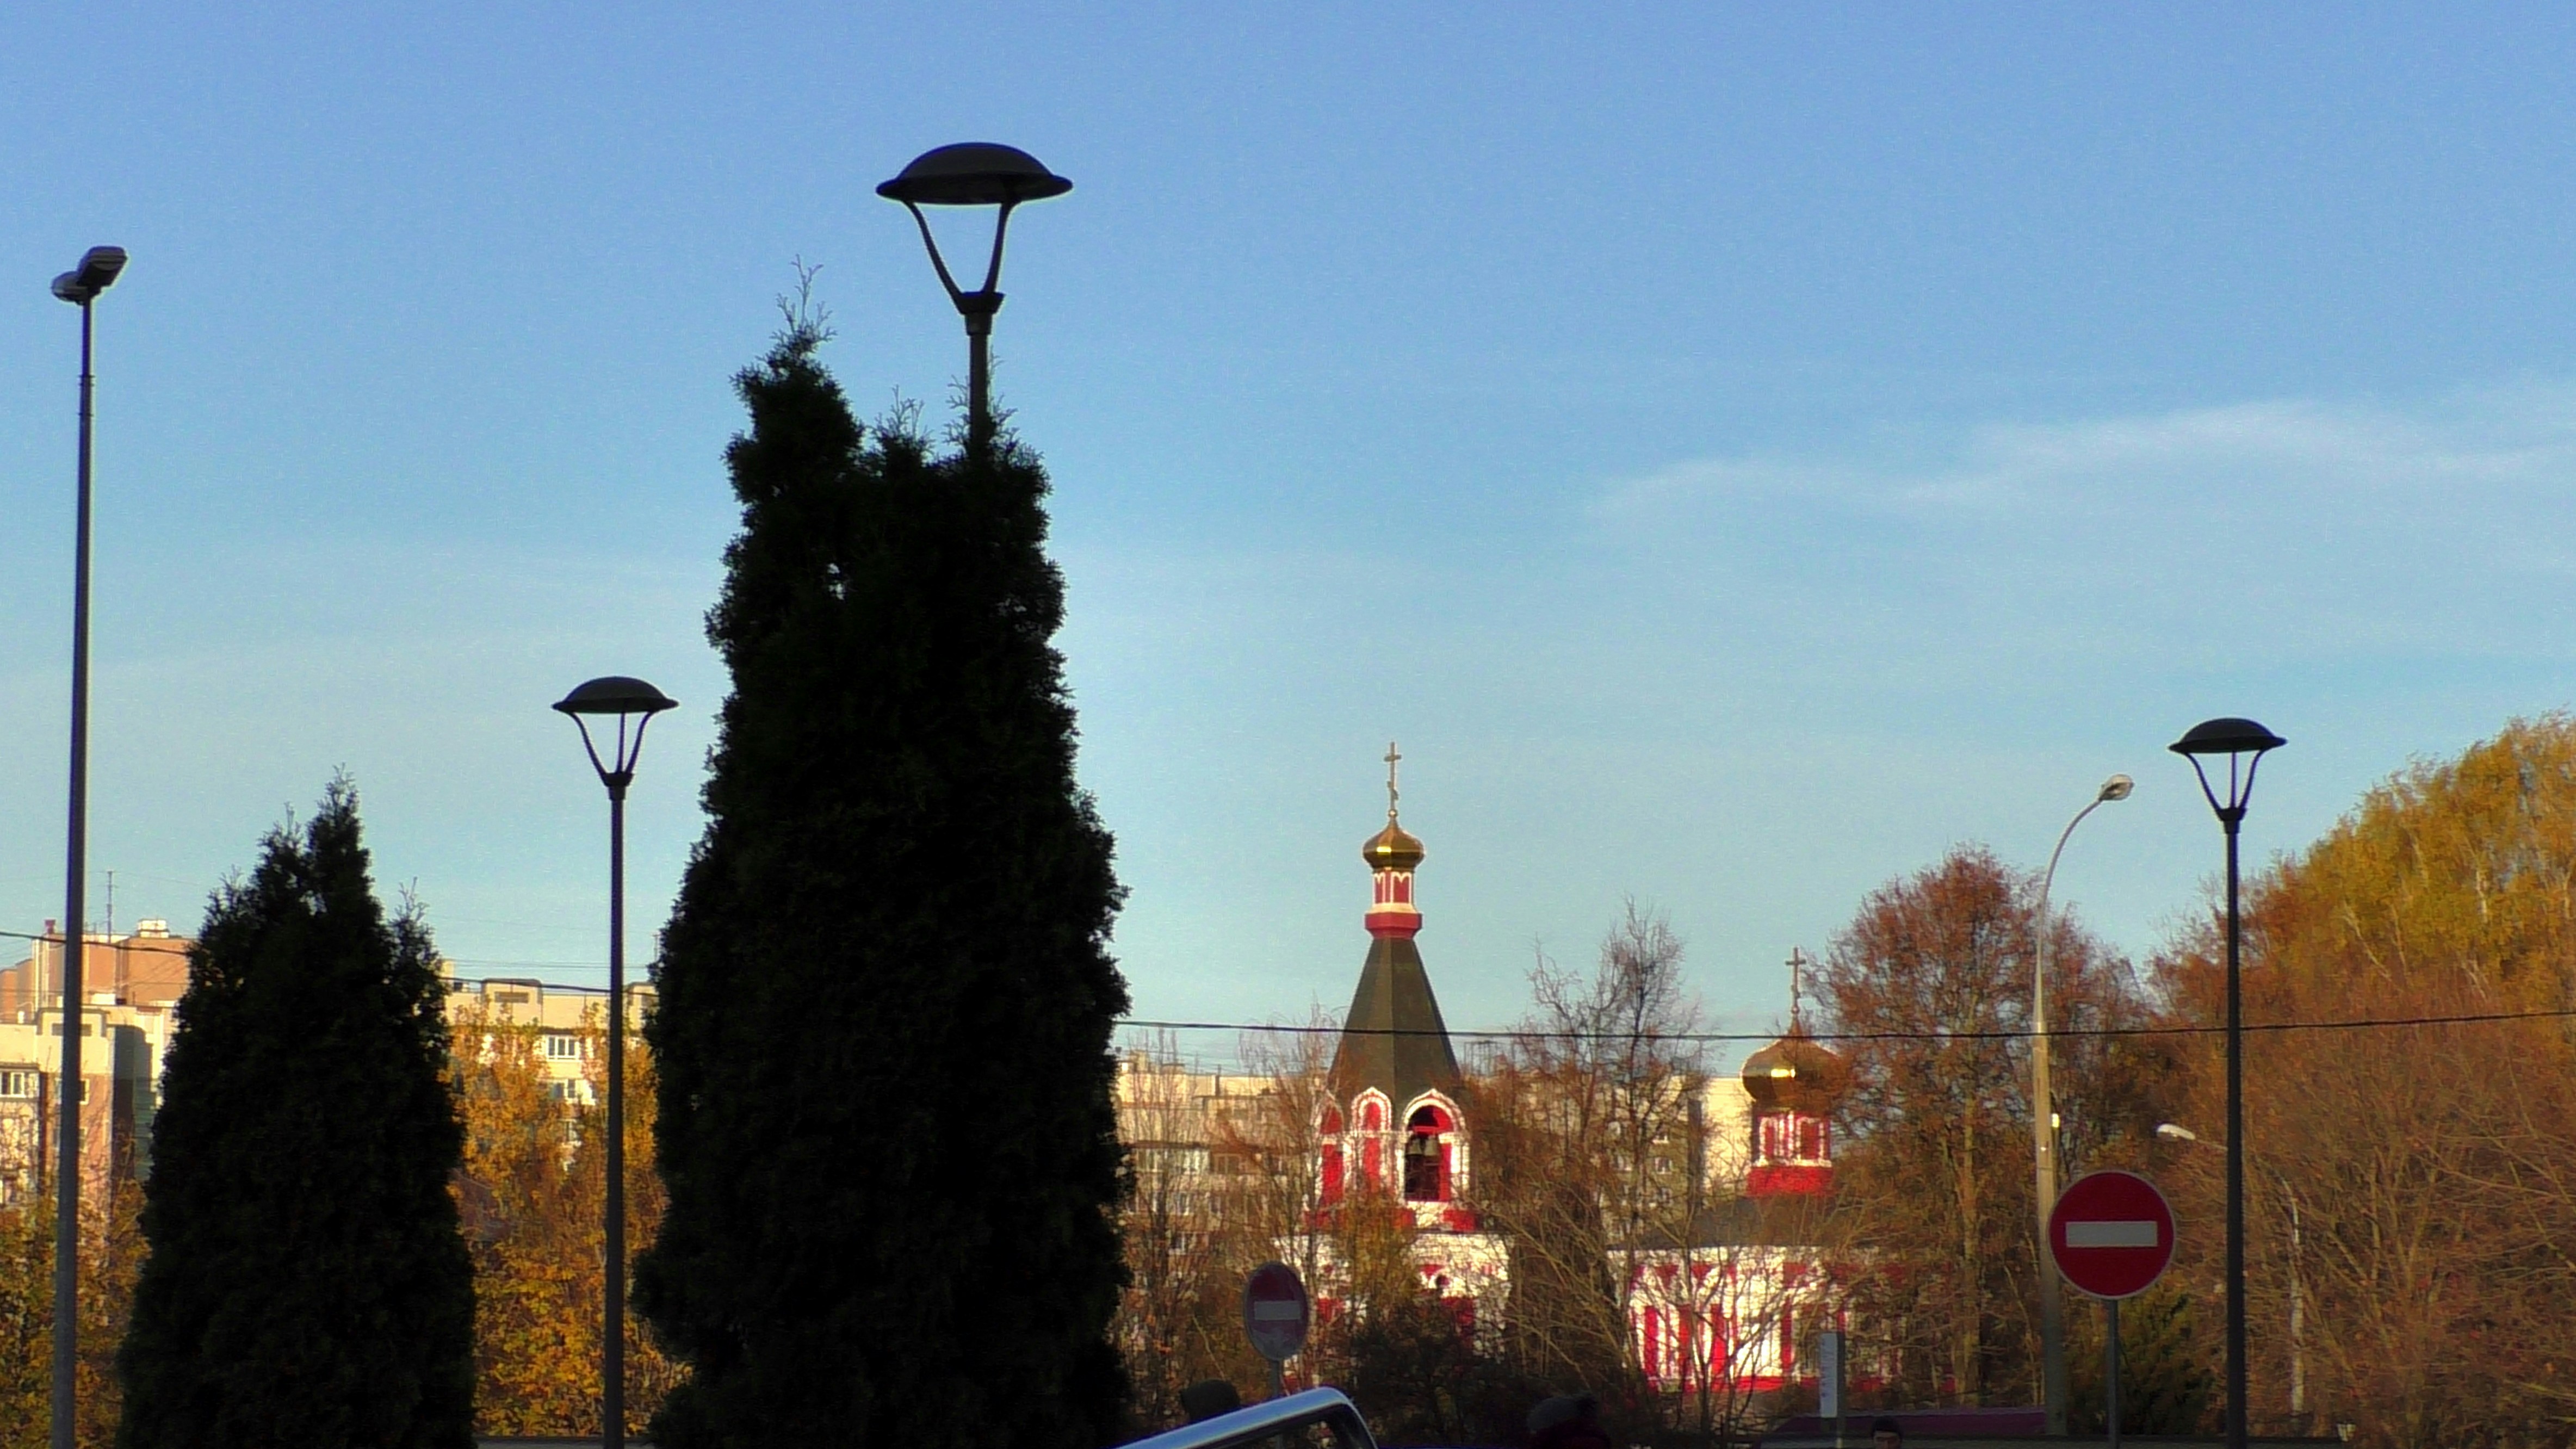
[1242,1261,1310,1364]
[2049,1169,2176,1300]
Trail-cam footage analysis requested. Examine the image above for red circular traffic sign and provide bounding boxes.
[2048,1169,2176,1300]
[1243,1261,1310,1363]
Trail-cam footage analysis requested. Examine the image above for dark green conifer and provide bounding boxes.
[116,781,473,1449]
[636,319,1129,1448]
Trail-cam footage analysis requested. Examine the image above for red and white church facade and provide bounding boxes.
[1304,751,1844,1394]
[1623,1018,1847,1395]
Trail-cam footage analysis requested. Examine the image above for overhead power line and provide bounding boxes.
[1119,1004,2576,1044]
[0,930,614,973]
[0,928,189,953]
[0,926,2555,1042]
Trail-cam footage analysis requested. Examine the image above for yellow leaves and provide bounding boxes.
[2151,714,2576,1444]
[2270,713,2576,1013]
[0,1183,142,1449]
[449,1001,677,1438]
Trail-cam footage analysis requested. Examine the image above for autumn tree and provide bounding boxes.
[453,1001,678,1437]
[0,1203,45,1447]
[1820,844,2158,1408]
[1316,1191,1491,1445]
[1111,1040,1242,1429]
[2152,714,2576,1447]
[2061,1284,2212,1435]
[1470,903,1731,1434]
[0,1187,138,1449]
[1218,1021,1338,1327]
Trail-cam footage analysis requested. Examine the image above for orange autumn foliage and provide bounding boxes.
[451,1001,679,1438]
[2154,714,2576,1446]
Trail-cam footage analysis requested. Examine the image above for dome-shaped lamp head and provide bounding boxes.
[877,143,1072,207]
[2169,717,2285,826]
[555,676,678,794]
[52,246,127,305]
[877,143,1072,317]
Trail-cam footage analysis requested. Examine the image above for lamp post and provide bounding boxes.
[48,243,126,1449]
[877,143,1072,451]
[2157,1123,2307,1427]
[554,676,678,1449]
[2034,772,2132,1435]
[2169,717,2286,1449]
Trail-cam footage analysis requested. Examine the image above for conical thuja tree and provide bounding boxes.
[637,318,1130,1448]
[117,779,473,1448]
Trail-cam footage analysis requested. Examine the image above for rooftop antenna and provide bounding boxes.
[103,870,114,939]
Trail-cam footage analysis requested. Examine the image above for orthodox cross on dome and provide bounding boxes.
[1788,947,1806,1033]
[1362,745,1426,938]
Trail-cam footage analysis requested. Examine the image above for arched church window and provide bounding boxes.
[1317,1103,1349,1203]
[1404,1104,1452,1202]
[1359,1097,1387,1187]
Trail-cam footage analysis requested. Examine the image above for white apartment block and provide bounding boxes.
[0,921,647,1205]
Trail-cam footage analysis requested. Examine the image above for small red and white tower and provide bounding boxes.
[1320,745,1475,1230]
[1306,746,1506,1343]
[1362,753,1425,942]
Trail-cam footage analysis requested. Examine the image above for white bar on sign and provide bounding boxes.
[1252,1302,1305,1321]
[2067,1220,2158,1248]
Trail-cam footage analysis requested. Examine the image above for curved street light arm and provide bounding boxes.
[2040,795,2108,919]
[2183,750,2269,828]
[2035,779,2128,1044]
[977,197,1021,296]
[564,711,658,796]
[899,200,970,310]
[898,197,1023,315]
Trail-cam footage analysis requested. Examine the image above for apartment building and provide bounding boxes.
[443,971,656,1106]
[0,920,189,1202]
[0,921,651,1206]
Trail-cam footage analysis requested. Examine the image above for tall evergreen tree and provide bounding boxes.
[637,319,1129,1447]
[117,781,473,1449]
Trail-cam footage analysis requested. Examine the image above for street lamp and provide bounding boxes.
[877,142,1072,449]
[554,676,678,1449]
[2169,717,2285,1449]
[49,242,126,1449]
[2033,772,2132,1435]
[2157,1124,2307,1427]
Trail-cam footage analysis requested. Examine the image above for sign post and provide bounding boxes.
[1242,1262,1310,1401]
[2050,1171,2177,1449]
[2107,1299,2122,1449]
[1818,1329,1845,1449]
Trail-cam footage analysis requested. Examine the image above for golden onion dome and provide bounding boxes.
[1363,817,1426,871]
[1741,1032,1848,1115]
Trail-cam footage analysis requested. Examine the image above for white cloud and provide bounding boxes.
[1586,383,2576,670]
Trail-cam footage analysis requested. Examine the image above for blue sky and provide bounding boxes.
[4,4,2574,1054]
